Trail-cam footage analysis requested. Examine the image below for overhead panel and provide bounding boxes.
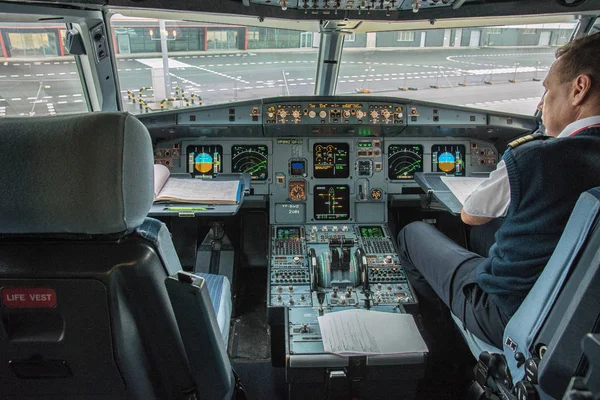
[249,0,455,15]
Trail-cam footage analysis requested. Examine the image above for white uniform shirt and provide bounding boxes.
[462,115,600,218]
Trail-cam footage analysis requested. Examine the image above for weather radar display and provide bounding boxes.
[431,145,466,176]
[231,145,268,180]
[187,145,223,177]
[387,145,423,180]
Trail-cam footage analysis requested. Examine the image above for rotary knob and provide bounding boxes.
[278,110,288,118]
[339,296,347,305]
[293,256,300,264]
[288,285,294,292]
[267,112,275,119]
[319,110,327,119]
[292,110,301,119]
[356,110,365,119]
[289,296,295,306]
[309,110,317,118]
[277,285,283,293]
[343,110,351,118]
[382,110,391,119]
[370,110,379,119]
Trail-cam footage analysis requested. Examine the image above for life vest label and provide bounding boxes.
[1,287,57,308]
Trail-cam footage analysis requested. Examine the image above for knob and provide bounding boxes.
[339,296,347,305]
[342,225,349,232]
[300,294,306,301]
[312,226,318,232]
[94,32,103,42]
[387,285,393,291]
[301,323,309,333]
[385,255,393,264]
[288,285,294,292]
[293,256,300,263]
[277,285,283,293]
[332,226,338,232]
[277,295,282,302]
[376,283,382,290]
[322,226,328,232]
[289,296,295,306]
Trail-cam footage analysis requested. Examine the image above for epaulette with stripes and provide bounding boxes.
[507,132,545,149]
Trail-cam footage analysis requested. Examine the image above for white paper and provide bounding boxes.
[440,176,487,205]
[156,178,240,204]
[318,309,428,356]
[153,164,171,198]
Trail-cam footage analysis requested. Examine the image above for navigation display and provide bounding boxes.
[314,185,350,221]
[387,145,423,180]
[359,226,385,238]
[187,145,223,177]
[432,144,466,177]
[313,143,349,178]
[231,145,268,180]
[276,227,300,240]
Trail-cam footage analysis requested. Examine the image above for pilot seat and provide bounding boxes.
[0,113,237,400]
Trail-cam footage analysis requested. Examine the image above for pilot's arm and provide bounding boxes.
[461,160,511,226]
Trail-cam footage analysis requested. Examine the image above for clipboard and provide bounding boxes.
[414,172,465,215]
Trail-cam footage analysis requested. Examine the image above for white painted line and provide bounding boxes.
[58,101,67,104]
[74,100,83,103]
[11,98,22,101]
[59,95,67,98]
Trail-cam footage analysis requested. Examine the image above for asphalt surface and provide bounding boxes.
[0,47,554,117]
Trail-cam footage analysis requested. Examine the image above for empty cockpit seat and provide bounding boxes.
[136,217,232,345]
[0,113,235,400]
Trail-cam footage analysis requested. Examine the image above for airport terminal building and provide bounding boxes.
[0,19,575,58]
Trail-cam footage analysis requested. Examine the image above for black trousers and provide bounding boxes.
[398,221,510,349]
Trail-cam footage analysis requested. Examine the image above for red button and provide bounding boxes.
[1,287,57,308]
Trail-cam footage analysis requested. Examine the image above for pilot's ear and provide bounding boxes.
[571,74,592,107]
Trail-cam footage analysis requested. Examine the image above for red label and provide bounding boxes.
[1,287,57,308]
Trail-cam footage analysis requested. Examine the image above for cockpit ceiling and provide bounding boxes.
[3,0,600,25]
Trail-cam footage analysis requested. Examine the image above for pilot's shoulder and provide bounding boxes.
[507,132,546,149]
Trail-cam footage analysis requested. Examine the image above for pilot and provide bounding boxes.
[397,32,600,349]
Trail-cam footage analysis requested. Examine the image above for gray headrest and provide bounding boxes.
[0,112,154,234]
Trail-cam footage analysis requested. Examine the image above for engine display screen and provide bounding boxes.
[387,145,423,180]
[276,227,300,240]
[231,145,268,180]
[314,185,350,220]
[359,226,385,238]
[431,144,466,177]
[313,143,349,178]
[187,145,223,177]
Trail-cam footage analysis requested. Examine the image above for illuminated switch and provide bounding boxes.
[276,174,285,185]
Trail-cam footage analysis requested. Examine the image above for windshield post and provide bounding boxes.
[314,27,345,96]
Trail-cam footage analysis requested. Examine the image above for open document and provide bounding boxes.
[153,164,241,205]
[439,176,487,205]
[318,309,428,356]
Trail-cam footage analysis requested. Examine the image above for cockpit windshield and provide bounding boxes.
[111,15,320,113]
[336,23,578,115]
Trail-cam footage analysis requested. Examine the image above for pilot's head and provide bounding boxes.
[538,32,600,137]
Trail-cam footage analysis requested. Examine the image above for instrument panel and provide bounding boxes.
[231,145,269,180]
[431,144,466,177]
[145,96,536,224]
[187,145,223,177]
[387,145,423,180]
[313,143,350,178]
